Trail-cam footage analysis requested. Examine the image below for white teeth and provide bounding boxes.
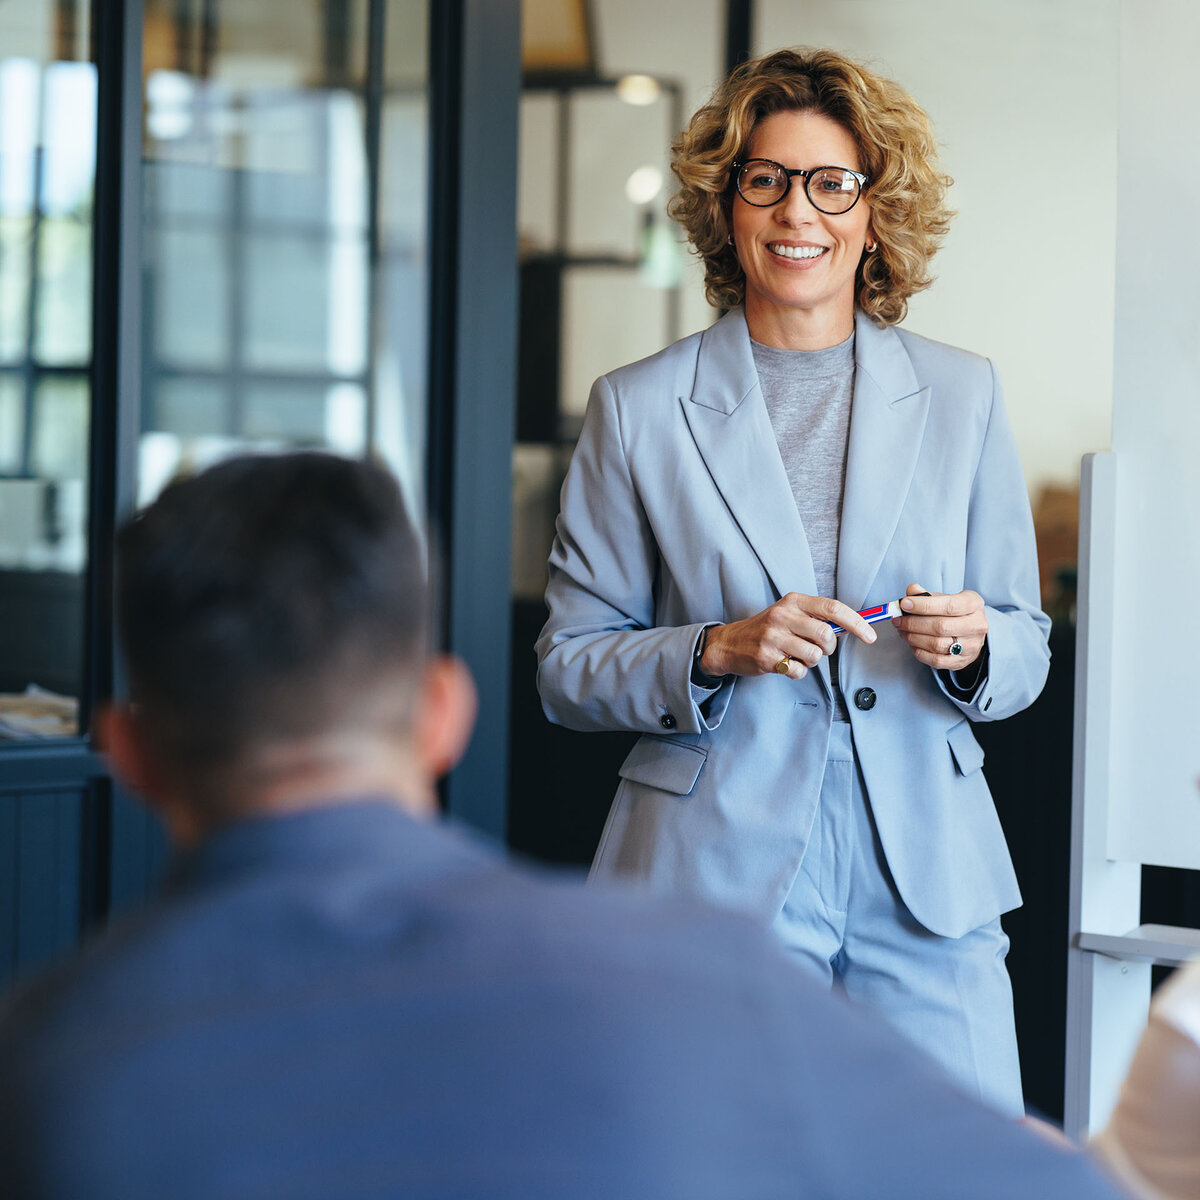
[769,243,826,260]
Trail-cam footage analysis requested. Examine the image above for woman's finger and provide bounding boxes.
[900,627,982,669]
[910,647,980,670]
[781,636,828,669]
[781,593,878,648]
[894,614,986,640]
[899,586,984,618]
[778,594,839,653]
[901,632,980,657]
[894,589,986,642]
[772,654,808,680]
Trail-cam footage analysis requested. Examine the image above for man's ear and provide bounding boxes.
[94,703,173,806]
[414,656,477,780]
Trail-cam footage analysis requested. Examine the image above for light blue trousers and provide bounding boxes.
[772,721,1024,1118]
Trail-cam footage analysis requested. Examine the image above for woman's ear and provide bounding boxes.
[414,656,477,781]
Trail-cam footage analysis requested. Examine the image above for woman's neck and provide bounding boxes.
[744,299,855,351]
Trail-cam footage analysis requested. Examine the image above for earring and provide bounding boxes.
[865,241,877,253]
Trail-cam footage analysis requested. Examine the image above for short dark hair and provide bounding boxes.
[115,452,427,772]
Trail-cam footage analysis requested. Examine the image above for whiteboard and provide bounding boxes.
[1103,0,1200,868]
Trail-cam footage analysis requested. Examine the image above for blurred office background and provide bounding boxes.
[0,0,1194,1123]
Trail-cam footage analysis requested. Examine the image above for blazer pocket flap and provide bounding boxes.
[947,719,985,776]
[618,737,707,796]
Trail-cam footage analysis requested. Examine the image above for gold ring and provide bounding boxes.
[774,656,792,675]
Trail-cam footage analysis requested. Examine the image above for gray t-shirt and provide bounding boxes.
[751,331,855,718]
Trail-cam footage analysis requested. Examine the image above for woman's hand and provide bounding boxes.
[892,583,988,670]
[700,593,878,680]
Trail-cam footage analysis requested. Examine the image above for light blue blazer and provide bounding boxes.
[536,308,1050,939]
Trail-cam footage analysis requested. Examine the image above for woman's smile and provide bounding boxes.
[765,241,830,263]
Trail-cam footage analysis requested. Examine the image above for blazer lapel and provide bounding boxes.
[836,310,931,609]
[682,309,829,691]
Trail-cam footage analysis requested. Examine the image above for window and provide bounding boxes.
[0,2,95,738]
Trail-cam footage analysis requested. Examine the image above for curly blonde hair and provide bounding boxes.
[669,47,953,326]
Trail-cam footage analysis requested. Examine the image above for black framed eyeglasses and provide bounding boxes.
[732,159,868,215]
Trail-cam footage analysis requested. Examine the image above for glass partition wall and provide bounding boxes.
[0,0,431,749]
[139,0,430,519]
[0,2,95,735]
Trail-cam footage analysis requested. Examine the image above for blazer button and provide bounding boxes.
[659,713,677,730]
[853,687,877,712]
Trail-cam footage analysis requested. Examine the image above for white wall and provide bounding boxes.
[756,0,1118,494]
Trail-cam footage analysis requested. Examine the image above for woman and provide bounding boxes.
[536,47,1049,1117]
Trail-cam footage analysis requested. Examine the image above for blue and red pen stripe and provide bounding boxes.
[827,600,901,637]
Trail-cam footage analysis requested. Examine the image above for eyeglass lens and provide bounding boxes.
[736,162,861,213]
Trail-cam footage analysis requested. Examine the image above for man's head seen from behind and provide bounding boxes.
[103,452,475,844]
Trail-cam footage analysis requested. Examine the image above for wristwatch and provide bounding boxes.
[691,624,726,690]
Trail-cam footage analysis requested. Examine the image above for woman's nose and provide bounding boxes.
[775,182,816,226]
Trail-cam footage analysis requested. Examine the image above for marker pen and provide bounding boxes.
[827,600,901,637]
